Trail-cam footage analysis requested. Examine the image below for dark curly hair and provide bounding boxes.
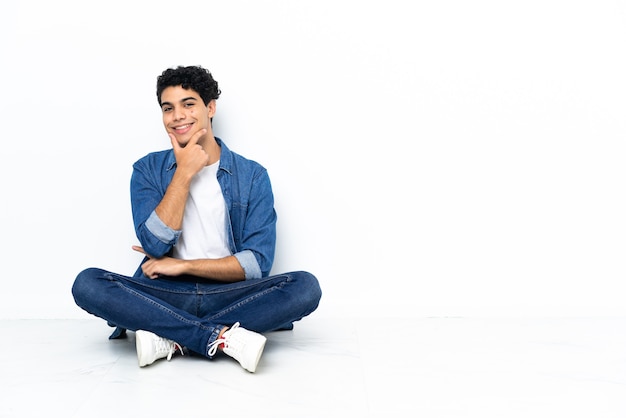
[156,65,221,106]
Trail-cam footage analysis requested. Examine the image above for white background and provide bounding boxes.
[1,0,624,320]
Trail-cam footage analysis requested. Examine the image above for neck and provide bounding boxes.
[201,134,221,165]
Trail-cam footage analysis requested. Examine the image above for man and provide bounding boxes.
[72,65,322,373]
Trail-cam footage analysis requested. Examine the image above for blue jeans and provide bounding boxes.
[72,268,322,358]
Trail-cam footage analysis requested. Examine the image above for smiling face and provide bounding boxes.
[160,86,215,147]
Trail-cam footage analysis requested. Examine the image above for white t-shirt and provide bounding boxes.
[171,161,231,260]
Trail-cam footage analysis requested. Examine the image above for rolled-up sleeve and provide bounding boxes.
[145,210,181,244]
[234,249,263,279]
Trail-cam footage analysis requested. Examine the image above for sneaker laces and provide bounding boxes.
[155,337,184,361]
[207,322,241,357]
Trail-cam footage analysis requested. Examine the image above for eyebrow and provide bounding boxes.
[161,97,198,107]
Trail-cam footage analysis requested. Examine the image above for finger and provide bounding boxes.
[132,246,149,256]
[142,266,158,280]
[140,258,158,279]
[143,266,158,279]
[169,133,181,151]
[187,128,207,147]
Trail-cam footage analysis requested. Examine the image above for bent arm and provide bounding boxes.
[132,246,245,282]
[132,131,209,257]
[131,158,183,258]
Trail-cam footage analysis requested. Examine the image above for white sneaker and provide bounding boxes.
[208,322,267,373]
[135,330,183,367]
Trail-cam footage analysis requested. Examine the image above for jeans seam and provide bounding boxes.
[207,283,281,322]
[113,278,213,331]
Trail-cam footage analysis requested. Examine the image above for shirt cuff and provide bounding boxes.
[145,210,181,244]
[235,250,262,279]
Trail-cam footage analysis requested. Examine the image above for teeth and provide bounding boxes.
[175,125,190,130]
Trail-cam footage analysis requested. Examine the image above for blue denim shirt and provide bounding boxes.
[130,137,277,279]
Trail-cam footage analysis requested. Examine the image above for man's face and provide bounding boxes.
[160,86,215,147]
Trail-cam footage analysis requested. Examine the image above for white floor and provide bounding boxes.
[2,316,626,417]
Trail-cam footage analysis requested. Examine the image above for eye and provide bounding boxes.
[162,106,172,112]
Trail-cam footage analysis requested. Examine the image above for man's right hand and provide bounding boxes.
[170,128,209,179]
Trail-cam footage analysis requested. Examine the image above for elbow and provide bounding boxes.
[136,230,175,258]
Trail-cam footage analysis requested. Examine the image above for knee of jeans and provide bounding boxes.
[71,267,107,305]
[295,271,322,306]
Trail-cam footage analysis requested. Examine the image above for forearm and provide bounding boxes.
[179,256,246,282]
[154,170,193,230]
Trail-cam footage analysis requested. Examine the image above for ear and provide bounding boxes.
[207,99,217,118]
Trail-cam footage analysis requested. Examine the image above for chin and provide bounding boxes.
[173,135,190,147]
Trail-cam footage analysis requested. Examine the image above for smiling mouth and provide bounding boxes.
[173,124,192,132]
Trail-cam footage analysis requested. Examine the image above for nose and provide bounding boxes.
[172,106,186,121]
